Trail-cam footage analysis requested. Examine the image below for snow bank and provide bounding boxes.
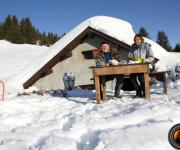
[0,87,180,150]
[5,16,180,88]
[144,38,180,71]
[0,40,47,81]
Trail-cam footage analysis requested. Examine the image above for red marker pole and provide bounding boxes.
[0,80,5,101]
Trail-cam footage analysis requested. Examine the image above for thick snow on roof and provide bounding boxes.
[144,38,180,71]
[8,16,180,88]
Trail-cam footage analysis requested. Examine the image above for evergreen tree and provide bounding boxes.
[2,15,23,43]
[157,30,172,51]
[138,27,150,38]
[0,23,3,39]
[20,17,37,44]
[54,33,60,43]
[61,33,66,37]
[38,31,60,46]
[174,43,180,52]
[35,28,42,45]
[19,18,26,43]
[11,15,23,43]
[39,32,50,46]
[3,15,13,41]
[47,32,60,45]
[0,14,62,45]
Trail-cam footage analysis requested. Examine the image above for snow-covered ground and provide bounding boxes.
[1,86,180,150]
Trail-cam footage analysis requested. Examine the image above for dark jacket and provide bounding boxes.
[95,48,123,66]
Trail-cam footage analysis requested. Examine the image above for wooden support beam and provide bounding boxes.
[94,75,101,104]
[144,72,150,100]
[40,69,53,78]
[163,73,167,94]
[59,51,72,62]
[102,76,106,101]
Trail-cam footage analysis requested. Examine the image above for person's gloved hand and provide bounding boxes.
[143,59,150,63]
[128,52,134,60]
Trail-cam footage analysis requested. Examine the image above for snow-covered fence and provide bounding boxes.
[0,80,5,101]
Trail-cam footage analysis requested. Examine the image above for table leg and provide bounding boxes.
[163,73,167,94]
[144,73,150,100]
[102,76,106,101]
[94,75,101,104]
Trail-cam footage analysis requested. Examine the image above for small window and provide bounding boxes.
[81,49,99,59]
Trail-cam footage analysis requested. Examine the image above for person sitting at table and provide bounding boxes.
[128,34,156,98]
[95,41,124,98]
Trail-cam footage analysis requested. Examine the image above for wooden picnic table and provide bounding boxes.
[91,63,150,104]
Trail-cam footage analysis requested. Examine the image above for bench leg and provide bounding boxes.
[102,76,106,101]
[163,73,167,94]
[94,75,101,104]
[144,73,150,100]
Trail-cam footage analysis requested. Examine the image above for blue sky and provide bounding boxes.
[0,0,179,47]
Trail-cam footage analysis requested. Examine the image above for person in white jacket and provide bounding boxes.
[129,34,156,98]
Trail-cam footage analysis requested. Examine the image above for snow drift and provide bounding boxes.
[0,40,47,81]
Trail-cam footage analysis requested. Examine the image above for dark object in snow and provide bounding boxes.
[53,90,68,97]
[63,73,69,90]
[175,64,180,80]
[63,72,76,91]
[17,90,43,96]
[32,90,43,96]
[167,63,180,82]
[167,71,176,82]
[17,92,31,96]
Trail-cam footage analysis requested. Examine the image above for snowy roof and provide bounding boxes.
[8,16,180,89]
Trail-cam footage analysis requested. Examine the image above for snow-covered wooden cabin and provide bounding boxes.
[11,16,134,90]
[10,16,171,90]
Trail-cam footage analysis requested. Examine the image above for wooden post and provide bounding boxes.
[102,76,106,101]
[163,73,167,94]
[94,75,101,104]
[144,73,150,100]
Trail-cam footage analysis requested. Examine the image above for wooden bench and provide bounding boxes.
[121,71,168,94]
[149,71,167,94]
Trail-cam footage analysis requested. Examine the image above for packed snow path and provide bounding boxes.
[0,87,180,150]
